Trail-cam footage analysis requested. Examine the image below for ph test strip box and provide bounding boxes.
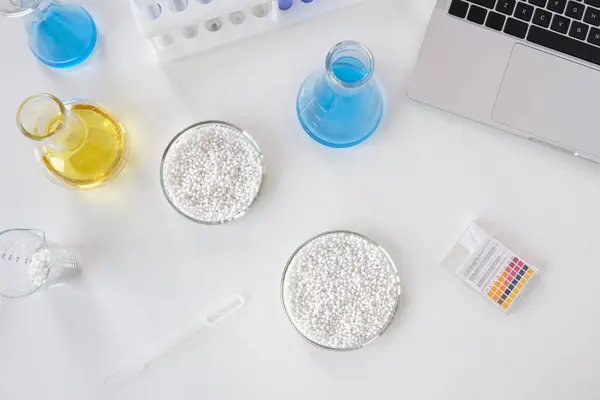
[443,222,538,313]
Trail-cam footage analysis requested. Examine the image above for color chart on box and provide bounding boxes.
[457,237,537,313]
[487,257,535,310]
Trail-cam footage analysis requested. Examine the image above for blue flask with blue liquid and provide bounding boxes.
[296,41,385,148]
[0,0,97,68]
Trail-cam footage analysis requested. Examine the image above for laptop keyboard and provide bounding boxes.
[448,0,600,67]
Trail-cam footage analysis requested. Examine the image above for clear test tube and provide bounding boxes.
[168,0,188,12]
[229,10,245,25]
[204,17,222,32]
[278,0,293,11]
[133,0,162,20]
[251,3,271,18]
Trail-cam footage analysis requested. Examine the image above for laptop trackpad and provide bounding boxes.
[493,44,600,156]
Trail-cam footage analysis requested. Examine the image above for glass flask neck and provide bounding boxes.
[324,41,375,90]
[28,0,53,18]
[17,93,87,152]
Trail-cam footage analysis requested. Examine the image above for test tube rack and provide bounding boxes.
[129,0,367,64]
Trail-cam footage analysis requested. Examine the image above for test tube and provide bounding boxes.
[229,10,245,25]
[204,17,222,32]
[133,0,162,20]
[168,0,188,12]
[251,3,271,18]
[181,25,198,38]
[153,33,174,48]
[278,0,293,11]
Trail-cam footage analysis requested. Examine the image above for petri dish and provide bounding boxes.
[160,121,265,225]
[281,230,401,351]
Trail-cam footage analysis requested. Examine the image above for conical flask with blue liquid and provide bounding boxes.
[297,41,385,148]
[0,0,97,68]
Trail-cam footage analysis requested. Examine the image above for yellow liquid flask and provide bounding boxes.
[17,93,128,189]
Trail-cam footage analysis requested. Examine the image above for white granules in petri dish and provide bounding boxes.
[160,121,264,224]
[282,231,400,350]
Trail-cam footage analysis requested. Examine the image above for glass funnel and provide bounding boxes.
[0,229,76,299]
[0,0,97,68]
[17,93,128,190]
[296,41,385,148]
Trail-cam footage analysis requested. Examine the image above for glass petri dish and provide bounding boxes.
[281,230,401,351]
[160,121,265,225]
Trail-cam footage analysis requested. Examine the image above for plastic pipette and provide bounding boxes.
[104,295,245,389]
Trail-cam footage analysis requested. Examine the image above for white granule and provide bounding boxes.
[161,122,264,224]
[282,231,400,350]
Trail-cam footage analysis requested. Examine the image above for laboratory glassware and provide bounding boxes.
[167,0,187,12]
[296,41,385,148]
[0,229,76,299]
[17,93,128,190]
[132,0,161,20]
[128,0,366,64]
[281,230,400,351]
[0,0,97,68]
[278,0,293,10]
[160,121,265,225]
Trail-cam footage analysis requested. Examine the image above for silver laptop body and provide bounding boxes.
[408,0,600,163]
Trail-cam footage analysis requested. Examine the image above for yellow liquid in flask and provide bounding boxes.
[42,104,127,189]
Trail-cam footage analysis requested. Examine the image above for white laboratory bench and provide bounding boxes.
[1,0,599,399]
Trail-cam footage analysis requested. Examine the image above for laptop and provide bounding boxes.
[407,0,600,163]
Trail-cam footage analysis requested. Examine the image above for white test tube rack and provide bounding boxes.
[129,0,367,64]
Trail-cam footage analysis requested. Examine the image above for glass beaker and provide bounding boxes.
[0,229,77,299]
[296,41,385,148]
[0,0,97,68]
[17,93,128,190]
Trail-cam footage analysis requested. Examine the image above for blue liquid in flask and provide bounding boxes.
[297,42,384,148]
[332,56,367,83]
[28,2,97,68]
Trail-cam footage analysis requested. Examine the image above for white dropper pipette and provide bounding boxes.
[104,295,245,389]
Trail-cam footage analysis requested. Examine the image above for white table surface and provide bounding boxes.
[2,0,600,399]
